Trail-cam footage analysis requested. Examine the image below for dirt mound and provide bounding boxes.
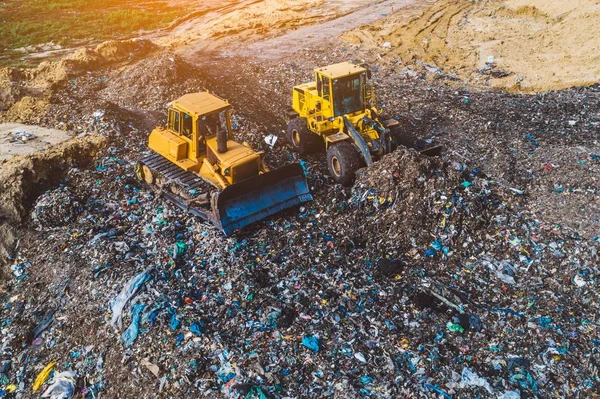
[28,39,157,89]
[0,135,105,281]
[100,52,204,110]
[94,39,156,64]
[0,68,24,111]
[344,0,600,91]
[3,96,50,124]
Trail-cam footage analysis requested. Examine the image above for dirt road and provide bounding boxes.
[230,0,427,59]
[156,0,423,58]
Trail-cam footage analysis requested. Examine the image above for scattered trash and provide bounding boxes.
[110,268,152,331]
[10,131,36,143]
[459,367,493,394]
[302,336,320,353]
[33,361,56,391]
[264,134,278,148]
[121,303,145,347]
[141,358,160,378]
[41,371,77,399]
[32,187,83,228]
[1,40,599,399]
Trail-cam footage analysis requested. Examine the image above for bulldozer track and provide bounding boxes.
[138,153,217,224]
[140,153,209,193]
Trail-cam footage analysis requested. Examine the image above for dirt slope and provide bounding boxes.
[343,0,600,91]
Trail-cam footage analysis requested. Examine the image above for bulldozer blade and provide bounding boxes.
[213,163,312,235]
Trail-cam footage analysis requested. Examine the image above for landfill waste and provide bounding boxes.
[32,187,83,228]
[110,268,152,330]
[264,134,278,149]
[141,358,160,378]
[1,41,599,399]
[32,361,56,391]
[121,303,146,348]
[10,131,36,143]
[458,367,493,394]
[41,371,76,399]
[301,336,320,353]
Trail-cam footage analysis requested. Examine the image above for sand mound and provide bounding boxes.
[0,39,158,122]
[493,5,549,19]
[344,0,600,91]
[3,96,50,124]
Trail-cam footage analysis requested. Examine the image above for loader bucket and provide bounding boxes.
[213,163,312,235]
[390,126,443,157]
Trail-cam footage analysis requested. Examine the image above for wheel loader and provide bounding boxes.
[136,91,312,235]
[286,62,442,185]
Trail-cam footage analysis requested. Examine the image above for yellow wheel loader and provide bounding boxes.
[286,62,442,185]
[136,91,312,235]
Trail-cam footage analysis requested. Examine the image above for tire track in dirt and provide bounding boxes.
[230,0,422,59]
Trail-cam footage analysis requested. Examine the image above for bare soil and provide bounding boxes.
[343,0,600,91]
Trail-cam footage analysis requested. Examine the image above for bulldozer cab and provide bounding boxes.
[315,62,369,118]
[197,109,231,151]
[166,92,233,161]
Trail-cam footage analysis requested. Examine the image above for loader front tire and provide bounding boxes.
[327,142,363,186]
[287,118,318,155]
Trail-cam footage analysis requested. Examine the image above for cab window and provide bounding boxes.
[333,76,364,116]
[168,109,180,133]
[182,113,193,138]
[322,76,331,102]
[196,119,206,152]
[203,110,230,137]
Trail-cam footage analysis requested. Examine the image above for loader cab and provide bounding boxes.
[315,62,369,118]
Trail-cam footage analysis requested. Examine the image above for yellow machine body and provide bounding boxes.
[290,62,384,149]
[287,62,441,186]
[147,92,263,189]
[140,91,313,235]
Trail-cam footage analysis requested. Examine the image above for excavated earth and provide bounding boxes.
[1,1,600,398]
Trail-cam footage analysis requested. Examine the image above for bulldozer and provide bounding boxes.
[136,91,312,235]
[286,62,441,185]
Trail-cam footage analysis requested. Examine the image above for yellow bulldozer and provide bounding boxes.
[286,62,441,185]
[136,91,312,235]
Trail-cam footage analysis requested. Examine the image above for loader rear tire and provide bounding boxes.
[327,142,363,186]
[287,118,319,155]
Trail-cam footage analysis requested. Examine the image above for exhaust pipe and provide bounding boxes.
[217,127,227,153]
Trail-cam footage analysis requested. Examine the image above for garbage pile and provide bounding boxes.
[32,187,83,228]
[1,50,600,399]
[2,135,600,398]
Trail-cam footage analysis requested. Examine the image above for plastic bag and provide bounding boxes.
[41,371,77,399]
[460,367,493,393]
[121,303,146,347]
[33,361,56,391]
[110,268,151,331]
